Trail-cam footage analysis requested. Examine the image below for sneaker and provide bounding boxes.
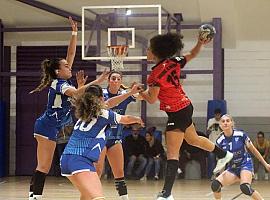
[265,173,269,180]
[254,173,258,180]
[140,175,146,181]
[213,151,233,174]
[156,191,174,200]
[154,175,159,180]
[119,194,129,200]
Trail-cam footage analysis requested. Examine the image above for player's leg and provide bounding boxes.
[240,170,263,200]
[30,135,56,200]
[68,171,104,200]
[184,123,233,174]
[211,170,239,200]
[157,129,184,200]
[95,147,107,178]
[107,142,129,200]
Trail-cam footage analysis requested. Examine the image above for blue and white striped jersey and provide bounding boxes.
[46,79,75,121]
[103,88,136,139]
[63,109,121,161]
[216,129,252,168]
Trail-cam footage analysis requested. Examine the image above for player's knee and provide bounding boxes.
[211,179,222,193]
[240,183,254,196]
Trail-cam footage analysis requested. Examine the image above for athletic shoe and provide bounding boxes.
[156,191,174,200]
[213,151,233,174]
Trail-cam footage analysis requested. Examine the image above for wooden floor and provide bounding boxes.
[0,176,269,199]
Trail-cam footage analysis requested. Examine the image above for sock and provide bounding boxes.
[29,175,34,197]
[32,170,47,196]
[162,159,178,197]
[33,195,42,200]
[213,145,226,159]
[115,177,128,197]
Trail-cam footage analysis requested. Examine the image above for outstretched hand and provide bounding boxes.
[130,82,144,94]
[198,36,212,45]
[69,16,78,32]
[96,68,110,83]
[76,70,88,88]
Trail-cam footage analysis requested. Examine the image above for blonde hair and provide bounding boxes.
[73,85,104,122]
[221,114,235,128]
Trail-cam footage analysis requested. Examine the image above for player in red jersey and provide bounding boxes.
[139,33,233,200]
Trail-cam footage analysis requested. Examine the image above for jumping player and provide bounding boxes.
[95,71,142,200]
[60,84,144,200]
[211,114,270,200]
[139,33,233,200]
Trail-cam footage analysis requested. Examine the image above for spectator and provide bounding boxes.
[141,127,165,180]
[253,131,269,180]
[124,124,147,179]
[178,130,208,179]
[207,108,222,179]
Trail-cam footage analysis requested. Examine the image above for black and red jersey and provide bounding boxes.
[147,56,191,112]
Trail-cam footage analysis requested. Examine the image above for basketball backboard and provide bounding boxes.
[81,5,165,61]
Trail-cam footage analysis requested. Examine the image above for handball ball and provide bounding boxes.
[199,24,216,41]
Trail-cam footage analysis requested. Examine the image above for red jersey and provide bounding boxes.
[147,56,191,112]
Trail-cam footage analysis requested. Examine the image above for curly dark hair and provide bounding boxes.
[73,84,104,122]
[30,58,64,93]
[149,33,184,59]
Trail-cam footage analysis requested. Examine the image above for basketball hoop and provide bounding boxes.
[107,45,128,71]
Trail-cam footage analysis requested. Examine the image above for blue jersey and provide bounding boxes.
[34,79,75,140]
[46,79,75,121]
[216,129,252,169]
[63,109,121,162]
[103,88,136,140]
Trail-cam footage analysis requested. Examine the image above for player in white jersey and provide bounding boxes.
[211,114,270,200]
[60,84,144,200]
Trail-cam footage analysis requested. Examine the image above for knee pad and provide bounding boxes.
[211,179,222,192]
[240,183,254,196]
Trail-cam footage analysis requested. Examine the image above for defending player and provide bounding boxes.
[95,71,142,200]
[60,84,144,200]
[211,114,270,200]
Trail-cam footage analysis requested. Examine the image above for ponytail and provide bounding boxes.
[30,58,62,94]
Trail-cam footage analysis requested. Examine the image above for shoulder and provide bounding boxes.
[216,133,225,144]
[170,56,187,68]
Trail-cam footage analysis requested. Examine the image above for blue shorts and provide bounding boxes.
[227,158,254,177]
[106,139,122,149]
[60,154,96,176]
[34,113,73,141]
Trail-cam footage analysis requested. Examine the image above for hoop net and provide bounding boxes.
[107,45,128,71]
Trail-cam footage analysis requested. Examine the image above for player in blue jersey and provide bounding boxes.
[211,114,270,200]
[27,17,112,200]
[95,71,143,200]
[60,84,144,200]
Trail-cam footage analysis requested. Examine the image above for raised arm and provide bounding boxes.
[66,17,78,69]
[65,69,109,97]
[105,83,142,108]
[184,36,212,63]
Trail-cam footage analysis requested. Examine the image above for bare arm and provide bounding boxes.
[65,69,109,97]
[105,83,142,108]
[247,140,270,171]
[183,40,204,63]
[119,115,144,127]
[66,17,78,69]
[139,86,160,104]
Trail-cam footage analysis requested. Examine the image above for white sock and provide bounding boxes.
[119,194,129,200]
[33,195,42,200]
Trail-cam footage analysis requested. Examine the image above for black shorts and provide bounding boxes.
[166,104,193,132]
